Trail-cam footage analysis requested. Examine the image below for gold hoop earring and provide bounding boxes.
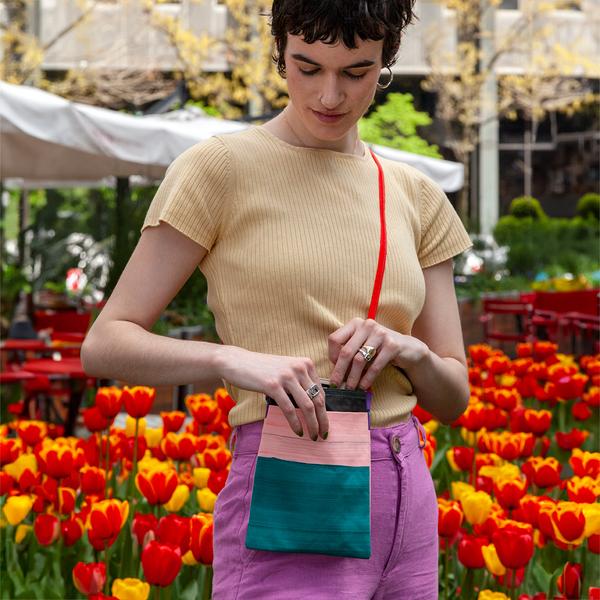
[377,67,394,90]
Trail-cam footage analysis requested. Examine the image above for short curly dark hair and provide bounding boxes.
[270,0,416,77]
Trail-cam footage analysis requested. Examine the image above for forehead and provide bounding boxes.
[285,34,383,66]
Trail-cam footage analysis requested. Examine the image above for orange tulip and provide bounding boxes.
[161,411,186,434]
[570,449,600,478]
[55,486,76,515]
[491,389,521,412]
[87,499,129,550]
[522,409,552,436]
[493,478,528,511]
[468,344,496,364]
[438,498,463,538]
[186,394,219,425]
[37,443,78,480]
[161,433,196,461]
[136,469,178,505]
[122,386,156,419]
[95,386,123,419]
[522,457,562,489]
[190,513,213,565]
[16,421,47,447]
[550,501,586,546]
[197,447,232,472]
[566,476,600,503]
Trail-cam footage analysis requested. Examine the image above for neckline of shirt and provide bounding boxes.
[253,125,371,163]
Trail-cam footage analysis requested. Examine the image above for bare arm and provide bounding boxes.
[81,222,330,440]
[404,258,470,424]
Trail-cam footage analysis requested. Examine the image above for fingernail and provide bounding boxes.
[295,429,303,437]
[311,434,318,442]
[323,432,329,440]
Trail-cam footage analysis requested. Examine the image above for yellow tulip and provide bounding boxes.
[583,503,600,537]
[193,467,211,488]
[163,484,190,512]
[4,454,38,479]
[461,491,493,525]
[481,544,506,576]
[125,416,146,437]
[112,578,150,600]
[460,427,477,445]
[2,495,33,526]
[479,464,521,482]
[182,550,198,566]
[144,428,163,449]
[423,421,438,435]
[197,487,217,512]
[15,524,32,544]
[451,481,475,503]
[478,591,510,600]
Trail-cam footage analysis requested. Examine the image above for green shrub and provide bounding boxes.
[508,196,547,220]
[493,215,599,278]
[576,193,600,220]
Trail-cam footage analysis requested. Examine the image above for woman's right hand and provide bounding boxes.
[214,346,329,441]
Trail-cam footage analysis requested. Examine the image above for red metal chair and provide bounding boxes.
[480,297,536,347]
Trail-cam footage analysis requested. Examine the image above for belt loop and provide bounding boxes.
[412,415,427,450]
[230,427,238,454]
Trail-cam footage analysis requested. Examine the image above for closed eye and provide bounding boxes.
[299,68,366,80]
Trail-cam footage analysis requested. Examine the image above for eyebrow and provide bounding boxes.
[290,53,375,69]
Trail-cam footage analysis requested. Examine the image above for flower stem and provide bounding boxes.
[104,428,111,498]
[444,546,450,600]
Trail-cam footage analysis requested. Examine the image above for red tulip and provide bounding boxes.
[16,421,47,447]
[0,438,22,466]
[72,562,106,595]
[492,522,534,570]
[54,486,76,515]
[0,472,15,496]
[34,514,60,546]
[156,514,190,555]
[122,386,155,419]
[80,466,106,497]
[522,457,561,489]
[522,409,552,436]
[132,512,158,547]
[493,478,528,511]
[141,541,181,587]
[557,562,583,599]
[588,533,600,554]
[121,436,147,463]
[572,401,592,421]
[457,533,487,569]
[62,514,85,546]
[83,407,112,433]
[555,374,588,400]
[37,443,78,480]
[190,513,213,565]
[95,386,123,419]
[550,502,586,546]
[447,447,474,472]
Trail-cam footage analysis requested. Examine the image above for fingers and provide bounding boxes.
[345,334,384,390]
[267,387,305,437]
[288,379,327,442]
[306,362,330,438]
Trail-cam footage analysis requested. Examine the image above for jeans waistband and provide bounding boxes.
[230,413,427,462]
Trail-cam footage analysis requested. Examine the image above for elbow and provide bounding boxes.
[81,330,102,378]
[439,380,470,426]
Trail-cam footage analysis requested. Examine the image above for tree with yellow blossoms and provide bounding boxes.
[422,0,598,222]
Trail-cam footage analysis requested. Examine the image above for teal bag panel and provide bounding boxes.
[245,457,371,558]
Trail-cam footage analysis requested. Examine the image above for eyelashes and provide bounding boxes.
[299,69,366,80]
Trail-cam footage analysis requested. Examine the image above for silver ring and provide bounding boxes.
[305,384,320,399]
[358,345,377,362]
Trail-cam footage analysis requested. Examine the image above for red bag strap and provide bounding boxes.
[367,149,387,321]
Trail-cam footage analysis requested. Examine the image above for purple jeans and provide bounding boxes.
[212,414,439,599]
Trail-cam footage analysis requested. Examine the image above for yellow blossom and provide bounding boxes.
[4,454,37,479]
[182,550,198,566]
[193,467,211,488]
[112,578,150,600]
[461,491,493,525]
[144,428,163,449]
[482,544,506,576]
[582,503,600,537]
[197,487,217,512]
[15,524,32,544]
[163,484,190,512]
[478,591,510,600]
[2,495,33,526]
[451,481,475,503]
[126,416,146,437]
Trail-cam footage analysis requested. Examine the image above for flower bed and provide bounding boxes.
[0,341,599,599]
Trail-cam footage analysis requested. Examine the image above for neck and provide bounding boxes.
[268,104,363,157]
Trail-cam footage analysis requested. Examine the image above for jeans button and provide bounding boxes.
[391,436,401,453]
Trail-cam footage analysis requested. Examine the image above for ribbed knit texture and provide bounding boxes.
[142,126,473,428]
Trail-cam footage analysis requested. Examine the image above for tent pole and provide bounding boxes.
[106,176,131,295]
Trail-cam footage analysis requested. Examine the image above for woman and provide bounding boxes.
[82,1,473,597]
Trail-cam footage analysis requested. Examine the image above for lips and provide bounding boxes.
[312,109,346,123]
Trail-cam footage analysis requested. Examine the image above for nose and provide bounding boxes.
[319,73,344,111]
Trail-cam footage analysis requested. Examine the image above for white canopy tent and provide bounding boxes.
[0,81,463,191]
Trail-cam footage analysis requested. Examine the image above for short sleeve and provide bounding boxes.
[418,175,473,268]
[141,136,231,251]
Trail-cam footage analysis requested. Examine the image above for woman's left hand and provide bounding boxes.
[328,318,430,390]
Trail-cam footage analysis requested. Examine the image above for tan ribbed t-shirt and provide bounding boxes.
[142,126,473,428]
